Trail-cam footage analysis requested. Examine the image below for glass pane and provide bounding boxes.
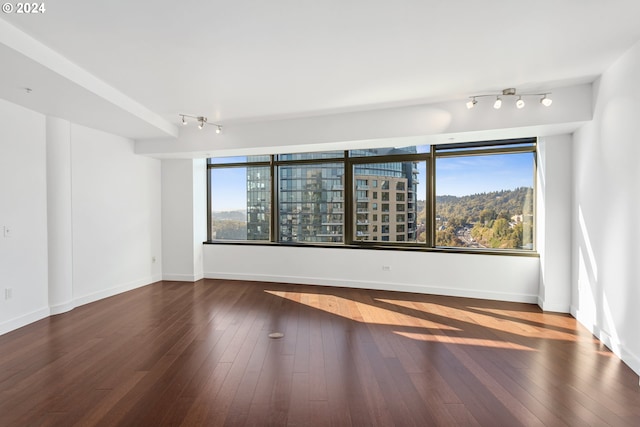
[353,161,426,243]
[435,139,535,153]
[435,153,534,250]
[209,155,270,164]
[277,151,344,161]
[349,145,429,157]
[278,163,344,243]
[210,166,270,240]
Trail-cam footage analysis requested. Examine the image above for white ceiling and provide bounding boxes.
[2,0,640,139]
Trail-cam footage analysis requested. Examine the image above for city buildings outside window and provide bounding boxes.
[207,139,536,253]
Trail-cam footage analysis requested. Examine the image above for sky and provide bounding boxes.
[435,153,534,197]
[210,152,535,211]
[211,167,250,211]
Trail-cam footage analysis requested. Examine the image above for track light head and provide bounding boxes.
[516,96,525,109]
[466,97,477,109]
[216,125,222,134]
[196,116,207,129]
[540,95,553,107]
[493,97,502,109]
[181,115,187,125]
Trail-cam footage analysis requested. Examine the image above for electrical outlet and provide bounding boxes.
[382,265,391,271]
[5,288,12,300]
[152,256,156,263]
[3,226,12,238]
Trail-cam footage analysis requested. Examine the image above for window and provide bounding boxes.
[209,165,270,240]
[350,158,424,243]
[435,141,535,250]
[278,162,344,243]
[207,138,535,253]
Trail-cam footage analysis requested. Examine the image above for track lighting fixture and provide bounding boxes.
[467,88,552,110]
[466,97,477,109]
[178,114,222,132]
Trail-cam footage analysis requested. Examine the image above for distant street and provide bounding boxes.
[456,227,485,248]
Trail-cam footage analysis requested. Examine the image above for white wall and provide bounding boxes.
[537,135,573,312]
[47,117,74,314]
[572,40,640,375]
[205,246,540,303]
[161,159,206,281]
[0,99,49,334]
[70,124,162,305]
[192,159,207,277]
[0,99,163,336]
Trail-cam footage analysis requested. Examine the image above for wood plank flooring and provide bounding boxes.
[1,279,639,426]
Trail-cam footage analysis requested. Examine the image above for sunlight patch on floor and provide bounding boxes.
[393,331,535,351]
[265,290,460,330]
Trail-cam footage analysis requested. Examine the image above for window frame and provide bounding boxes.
[207,157,272,242]
[432,139,537,252]
[206,138,537,256]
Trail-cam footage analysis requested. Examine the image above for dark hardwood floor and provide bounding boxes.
[1,279,639,426]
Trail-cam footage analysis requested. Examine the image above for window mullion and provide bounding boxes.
[428,145,436,247]
[270,155,277,243]
[344,151,353,245]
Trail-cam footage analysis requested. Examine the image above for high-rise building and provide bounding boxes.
[246,165,270,240]
[246,148,419,242]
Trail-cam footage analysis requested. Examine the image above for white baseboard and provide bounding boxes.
[49,300,75,315]
[73,275,161,308]
[537,296,571,313]
[163,273,203,282]
[1,275,165,336]
[204,271,538,304]
[621,347,640,379]
[570,305,578,317]
[599,330,640,377]
[574,308,640,378]
[0,307,50,336]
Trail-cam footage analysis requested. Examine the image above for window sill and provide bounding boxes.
[203,240,539,257]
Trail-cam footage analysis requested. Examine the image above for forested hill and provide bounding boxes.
[435,187,533,224]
